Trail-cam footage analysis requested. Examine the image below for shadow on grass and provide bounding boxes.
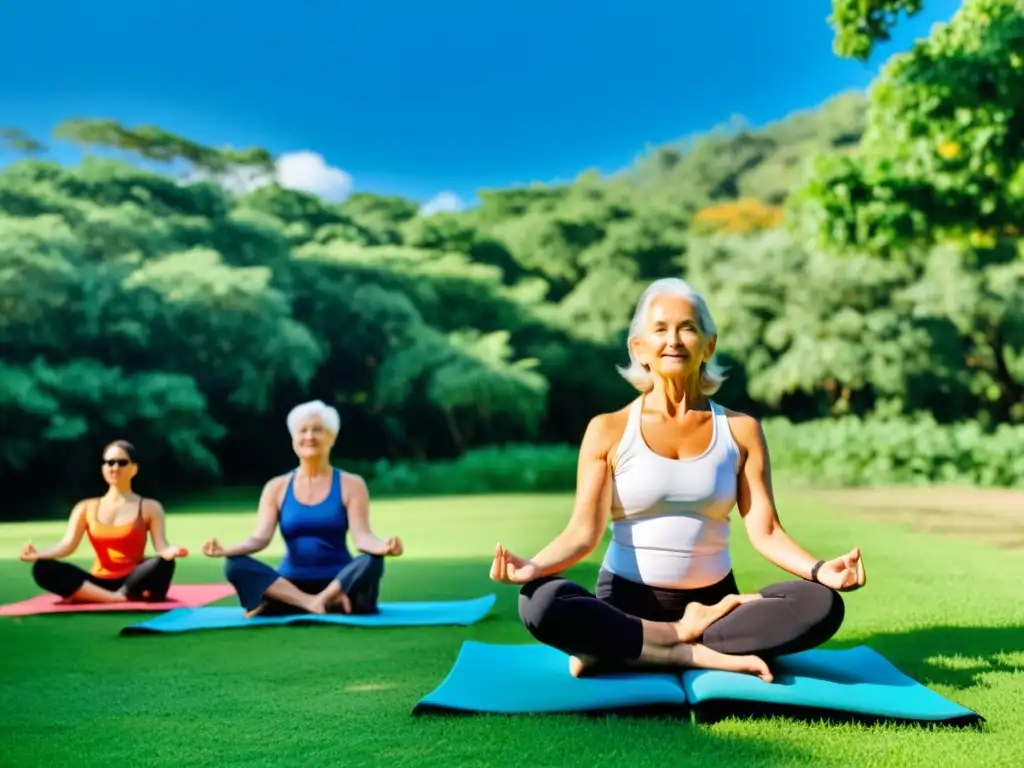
[838,624,1024,691]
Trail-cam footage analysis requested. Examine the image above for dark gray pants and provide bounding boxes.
[518,569,845,661]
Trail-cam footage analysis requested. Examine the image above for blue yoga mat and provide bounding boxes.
[120,594,496,635]
[414,641,687,714]
[413,641,982,725]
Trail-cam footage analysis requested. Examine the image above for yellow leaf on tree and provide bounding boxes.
[937,140,961,160]
[968,230,996,247]
[692,197,784,234]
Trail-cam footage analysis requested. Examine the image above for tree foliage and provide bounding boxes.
[828,0,926,60]
[796,0,1024,256]
[53,118,275,174]
[3,12,1023,514]
[0,128,47,156]
[692,198,785,235]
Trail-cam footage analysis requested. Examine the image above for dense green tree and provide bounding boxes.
[685,230,1022,424]
[795,0,1024,256]
[4,28,1023,514]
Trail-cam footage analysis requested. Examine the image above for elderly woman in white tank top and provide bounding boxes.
[490,278,866,681]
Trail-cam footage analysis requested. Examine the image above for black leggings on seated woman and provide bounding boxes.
[33,558,176,601]
[225,554,384,616]
[518,569,845,661]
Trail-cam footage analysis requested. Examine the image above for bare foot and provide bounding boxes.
[68,590,128,604]
[682,643,773,682]
[306,594,328,614]
[64,581,130,604]
[568,643,772,683]
[324,592,352,615]
[568,654,600,678]
[676,594,761,643]
[244,595,327,618]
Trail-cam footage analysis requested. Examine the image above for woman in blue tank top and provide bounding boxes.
[202,400,404,617]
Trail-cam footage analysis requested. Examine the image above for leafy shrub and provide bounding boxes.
[346,417,1024,497]
[763,416,1024,488]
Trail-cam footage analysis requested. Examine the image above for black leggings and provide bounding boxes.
[32,557,176,601]
[224,554,385,616]
[519,569,845,661]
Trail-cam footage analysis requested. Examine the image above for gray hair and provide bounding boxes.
[286,400,341,437]
[617,278,727,395]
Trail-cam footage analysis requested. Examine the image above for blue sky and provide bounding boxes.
[1,0,961,210]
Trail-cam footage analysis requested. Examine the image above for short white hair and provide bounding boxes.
[617,278,728,396]
[286,400,341,437]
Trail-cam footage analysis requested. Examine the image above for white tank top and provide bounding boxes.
[601,396,741,590]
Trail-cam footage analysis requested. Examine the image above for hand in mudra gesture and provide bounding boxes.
[202,539,225,557]
[489,544,539,584]
[382,536,404,557]
[815,547,866,592]
[160,546,189,561]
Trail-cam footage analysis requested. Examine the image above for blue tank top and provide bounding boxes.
[277,469,353,580]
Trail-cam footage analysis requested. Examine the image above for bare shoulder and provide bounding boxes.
[722,407,767,451]
[69,498,96,520]
[582,403,633,459]
[263,473,293,505]
[340,471,369,505]
[340,471,368,494]
[141,498,166,518]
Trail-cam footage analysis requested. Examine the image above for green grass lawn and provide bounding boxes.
[1,491,1022,768]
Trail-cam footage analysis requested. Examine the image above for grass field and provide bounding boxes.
[1,489,1022,768]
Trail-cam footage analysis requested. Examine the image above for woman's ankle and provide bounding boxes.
[640,618,686,648]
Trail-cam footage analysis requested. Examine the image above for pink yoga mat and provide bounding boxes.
[0,583,235,617]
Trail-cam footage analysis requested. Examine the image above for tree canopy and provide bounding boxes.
[2,1,1022,513]
[828,0,926,60]
[800,0,1024,256]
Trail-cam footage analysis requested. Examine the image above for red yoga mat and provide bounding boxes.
[0,583,235,617]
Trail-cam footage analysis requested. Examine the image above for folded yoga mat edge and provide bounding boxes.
[119,593,497,635]
[413,640,689,716]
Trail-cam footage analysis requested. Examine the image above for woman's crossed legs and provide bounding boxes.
[32,557,176,603]
[518,570,845,681]
[225,554,385,618]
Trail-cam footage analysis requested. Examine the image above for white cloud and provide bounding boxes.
[275,151,353,201]
[419,191,465,216]
[190,150,353,201]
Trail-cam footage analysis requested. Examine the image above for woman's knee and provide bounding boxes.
[768,579,845,634]
[31,559,59,589]
[148,556,176,588]
[32,559,82,597]
[517,577,581,639]
[224,555,260,584]
[362,553,384,580]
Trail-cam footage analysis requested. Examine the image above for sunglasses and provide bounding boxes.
[102,459,131,467]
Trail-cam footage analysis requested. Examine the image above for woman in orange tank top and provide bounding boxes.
[19,440,189,603]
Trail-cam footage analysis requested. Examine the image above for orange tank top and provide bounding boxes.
[85,498,149,579]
